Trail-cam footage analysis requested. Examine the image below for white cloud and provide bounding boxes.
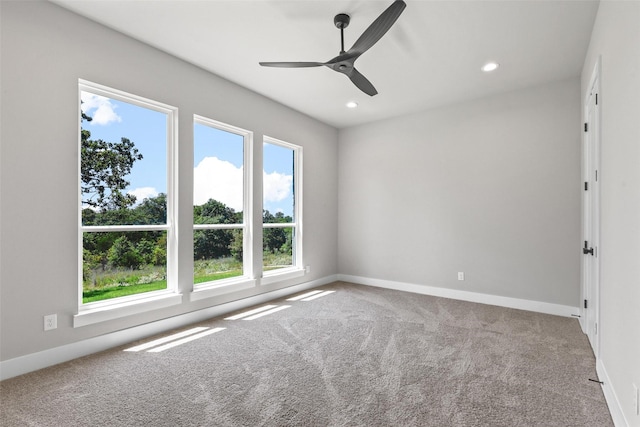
[192,157,293,212]
[263,170,292,203]
[193,157,244,211]
[80,92,122,125]
[128,187,158,203]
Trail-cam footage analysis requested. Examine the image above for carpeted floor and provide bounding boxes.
[0,282,613,426]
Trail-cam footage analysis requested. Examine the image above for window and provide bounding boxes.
[262,137,302,277]
[79,80,177,309]
[77,83,304,319]
[193,117,253,289]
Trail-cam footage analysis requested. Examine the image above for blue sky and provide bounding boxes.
[81,92,294,217]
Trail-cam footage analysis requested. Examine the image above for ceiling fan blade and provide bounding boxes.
[347,0,406,57]
[346,68,378,96]
[259,61,324,68]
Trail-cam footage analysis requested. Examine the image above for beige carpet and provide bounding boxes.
[0,282,612,426]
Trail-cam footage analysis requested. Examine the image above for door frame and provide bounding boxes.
[581,57,601,358]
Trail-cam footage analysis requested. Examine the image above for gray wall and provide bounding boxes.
[0,1,338,361]
[581,1,640,423]
[338,78,581,306]
[3,6,637,421]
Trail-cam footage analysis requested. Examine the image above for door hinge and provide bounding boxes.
[584,182,588,191]
[584,299,588,309]
[584,123,588,132]
[596,93,598,105]
[583,241,594,256]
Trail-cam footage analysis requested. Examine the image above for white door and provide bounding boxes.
[582,64,600,357]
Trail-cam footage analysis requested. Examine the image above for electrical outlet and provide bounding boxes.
[634,383,639,416]
[305,265,311,273]
[44,314,57,331]
[457,272,465,281]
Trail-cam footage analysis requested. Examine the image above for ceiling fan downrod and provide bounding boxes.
[334,13,350,54]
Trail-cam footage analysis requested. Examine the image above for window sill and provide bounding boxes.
[261,268,305,286]
[190,278,257,302]
[74,292,183,328]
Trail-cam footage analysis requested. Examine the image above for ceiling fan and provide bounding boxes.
[259,0,407,97]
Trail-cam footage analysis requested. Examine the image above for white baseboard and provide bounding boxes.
[597,358,630,427]
[0,274,585,381]
[337,274,580,318]
[0,275,337,381]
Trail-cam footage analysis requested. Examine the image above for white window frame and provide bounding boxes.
[75,80,180,326]
[190,116,256,301]
[261,136,304,285]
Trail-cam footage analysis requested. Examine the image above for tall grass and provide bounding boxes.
[263,251,293,270]
[83,252,294,303]
[193,257,242,284]
[82,265,167,303]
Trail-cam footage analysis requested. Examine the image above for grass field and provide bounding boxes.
[83,281,167,303]
[83,253,293,303]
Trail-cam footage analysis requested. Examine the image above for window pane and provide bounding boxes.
[194,229,243,284]
[82,231,167,303]
[263,142,294,223]
[80,92,167,226]
[194,123,244,224]
[263,227,294,271]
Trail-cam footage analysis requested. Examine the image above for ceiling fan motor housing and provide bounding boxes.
[334,13,350,29]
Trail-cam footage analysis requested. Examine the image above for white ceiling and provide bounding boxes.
[51,0,599,129]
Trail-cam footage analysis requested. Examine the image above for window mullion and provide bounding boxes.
[82,225,170,233]
[262,222,295,229]
[193,224,243,231]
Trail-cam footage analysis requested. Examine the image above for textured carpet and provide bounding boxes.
[0,282,612,426]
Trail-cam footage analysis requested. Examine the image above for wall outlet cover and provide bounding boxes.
[44,314,57,331]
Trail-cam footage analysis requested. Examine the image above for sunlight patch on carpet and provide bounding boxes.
[148,328,226,353]
[286,290,324,301]
[224,305,279,320]
[242,305,291,320]
[124,327,210,352]
[301,290,335,301]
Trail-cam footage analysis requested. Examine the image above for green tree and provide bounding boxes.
[230,229,243,262]
[194,229,233,260]
[136,239,156,264]
[196,199,238,224]
[152,245,166,267]
[193,199,239,260]
[108,235,143,270]
[134,193,167,224]
[81,110,143,211]
[263,210,292,253]
[83,232,118,270]
[83,194,167,226]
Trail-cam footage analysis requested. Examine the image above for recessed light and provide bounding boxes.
[346,101,358,109]
[482,62,499,72]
